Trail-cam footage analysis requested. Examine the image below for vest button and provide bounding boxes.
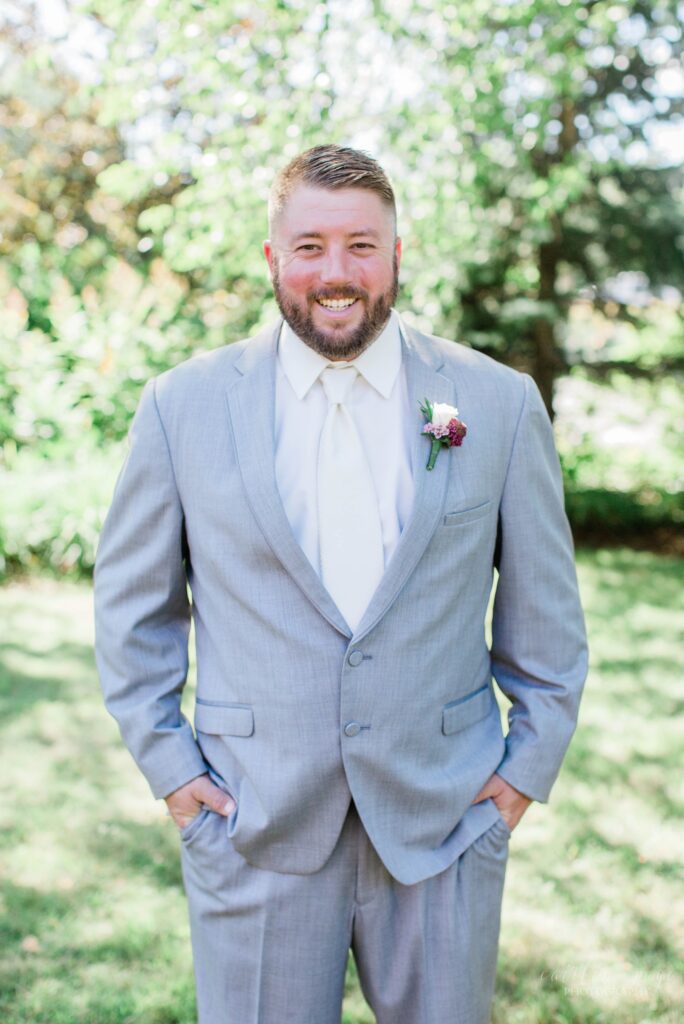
[344,722,361,737]
[348,650,364,667]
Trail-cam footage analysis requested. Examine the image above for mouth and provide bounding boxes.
[314,296,360,317]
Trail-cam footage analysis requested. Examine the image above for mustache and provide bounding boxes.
[309,288,367,302]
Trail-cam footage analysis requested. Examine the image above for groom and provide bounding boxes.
[95,144,587,1024]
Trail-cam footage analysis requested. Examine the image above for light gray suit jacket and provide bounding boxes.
[94,318,587,885]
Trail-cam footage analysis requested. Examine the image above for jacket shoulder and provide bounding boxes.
[411,326,528,403]
[153,337,249,398]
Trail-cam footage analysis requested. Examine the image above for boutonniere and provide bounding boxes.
[420,399,467,471]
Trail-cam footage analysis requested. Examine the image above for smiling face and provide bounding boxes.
[263,184,401,361]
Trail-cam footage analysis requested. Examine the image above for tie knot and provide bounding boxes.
[320,365,358,406]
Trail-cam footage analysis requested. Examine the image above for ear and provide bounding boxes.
[263,240,275,274]
[394,236,402,272]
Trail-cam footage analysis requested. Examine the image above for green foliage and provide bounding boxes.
[565,485,683,534]
[78,0,342,289]
[374,0,684,409]
[0,442,121,579]
[0,1,682,576]
[563,373,682,469]
[73,0,684,404]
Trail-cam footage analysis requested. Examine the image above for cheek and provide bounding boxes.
[363,258,395,288]
[286,274,317,301]
[365,274,391,298]
[279,266,317,297]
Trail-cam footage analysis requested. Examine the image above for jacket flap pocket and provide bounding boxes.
[442,684,492,735]
[443,502,491,527]
[195,703,254,737]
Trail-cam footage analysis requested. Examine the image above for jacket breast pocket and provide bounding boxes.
[442,683,493,735]
[194,700,254,737]
[442,501,492,527]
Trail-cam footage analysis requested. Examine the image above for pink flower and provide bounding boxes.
[423,423,449,439]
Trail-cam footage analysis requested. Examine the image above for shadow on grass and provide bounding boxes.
[495,951,606,1024]
[0,880,78,946]
[0,662,73,721]
[563,724,629,785]
[629,914,684,973]
[0,640,96,667]
[559,824,683,883]
[0,639,96,725]
[576,547,684,603]
[87,820,185,891]
[0,879,195,1024]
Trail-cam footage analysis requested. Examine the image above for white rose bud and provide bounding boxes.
[431,402,459,427]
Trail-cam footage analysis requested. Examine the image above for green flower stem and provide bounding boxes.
[426,438,442,471]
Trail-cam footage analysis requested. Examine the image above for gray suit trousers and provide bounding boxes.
[180,800,510,1024]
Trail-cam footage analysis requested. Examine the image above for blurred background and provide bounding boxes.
[1,0,683,573]
[1,2,682,1023]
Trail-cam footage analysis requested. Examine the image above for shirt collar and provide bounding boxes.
[278,310,403,400]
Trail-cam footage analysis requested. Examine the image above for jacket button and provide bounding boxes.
[344,722,361,737]
[348,650,364,667]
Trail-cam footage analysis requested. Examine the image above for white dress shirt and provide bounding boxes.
[274,311,415,578]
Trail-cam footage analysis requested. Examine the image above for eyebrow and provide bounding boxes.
[291,228,381,242]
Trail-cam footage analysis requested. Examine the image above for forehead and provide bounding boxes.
[274,184,394,239]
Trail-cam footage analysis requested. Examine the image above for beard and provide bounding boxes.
[271,256,399,361]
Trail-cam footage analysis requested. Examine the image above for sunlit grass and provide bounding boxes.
[1,550,682,1023]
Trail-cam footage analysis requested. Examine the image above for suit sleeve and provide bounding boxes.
[94,378,207,799]
[491,374,588,803]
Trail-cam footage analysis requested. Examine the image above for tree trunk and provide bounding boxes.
[533,237,561,420]
[531,99,577,421]
[532,315,558,420]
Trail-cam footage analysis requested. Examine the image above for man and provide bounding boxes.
[95,144,587,1024]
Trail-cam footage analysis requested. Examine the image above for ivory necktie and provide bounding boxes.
[317,365,385,631]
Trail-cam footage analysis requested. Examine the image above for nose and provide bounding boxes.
[319,245,352,285]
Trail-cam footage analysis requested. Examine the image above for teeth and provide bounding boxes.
[318,298,356,310]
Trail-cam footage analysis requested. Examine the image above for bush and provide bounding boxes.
[0,443,122,579]
[565,485,683,535]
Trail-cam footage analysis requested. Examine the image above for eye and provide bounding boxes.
[296,243,321,253]
[351,242,375,250]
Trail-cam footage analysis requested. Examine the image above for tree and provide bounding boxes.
[6,0,684,419]
[372,0,684,414]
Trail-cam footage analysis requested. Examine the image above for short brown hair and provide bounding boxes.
[269,144,396,228]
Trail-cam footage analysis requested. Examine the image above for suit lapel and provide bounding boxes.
[354,323,455,638]
[226,318,456,641]
[225,322,352,637]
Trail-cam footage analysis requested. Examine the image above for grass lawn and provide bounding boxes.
[1,549,682,1023]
